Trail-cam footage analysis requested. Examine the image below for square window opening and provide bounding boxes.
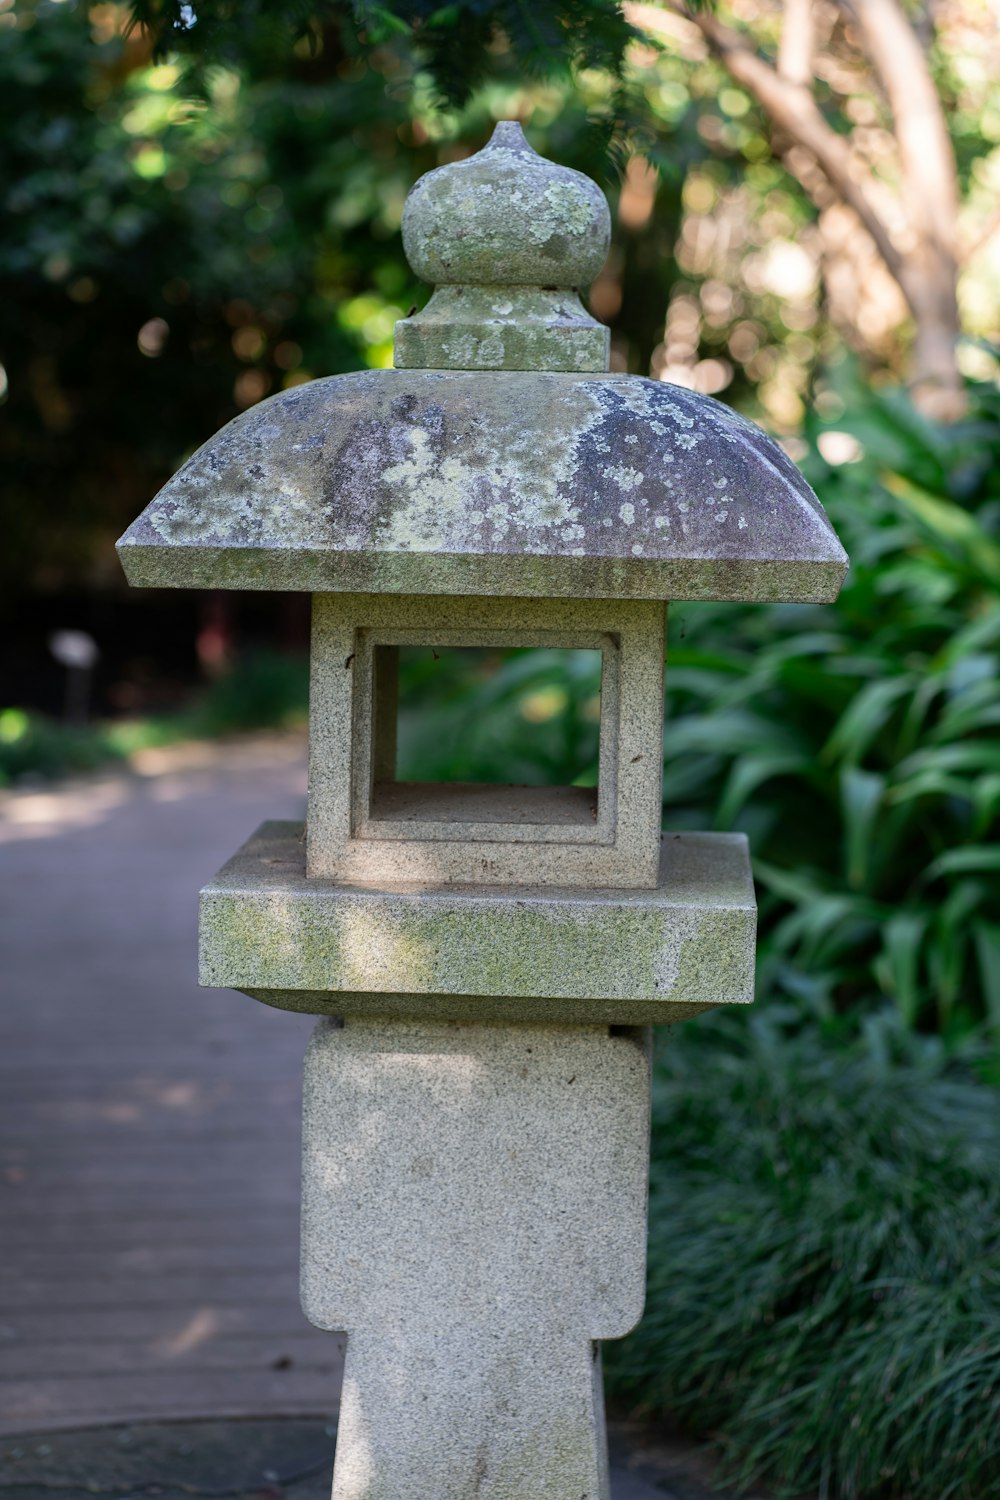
[368,643,603,830]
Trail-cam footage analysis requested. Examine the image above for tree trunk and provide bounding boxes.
[844,0,964,417]
[633,0,967,418]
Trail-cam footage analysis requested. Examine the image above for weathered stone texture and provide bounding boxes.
[400,120,611,288]
[301,1016,650,1499]
[198,821,756,1025]
[394,284,611,373]
[394,121,612,373]
[306,592,665,889]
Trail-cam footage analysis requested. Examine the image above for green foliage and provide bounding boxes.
[183,649,309,735]
[127,0,635,107]
[604,1009,1000,1499]
[0,706,130,783]
[660,368,1000,1038]
[395,645,601,786]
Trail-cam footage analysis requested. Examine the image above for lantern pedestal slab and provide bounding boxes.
[199,822,757,1028]
[301,1016,650,1500]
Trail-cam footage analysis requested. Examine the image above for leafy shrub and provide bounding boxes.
[661,371,1000,1038]
[184,650,309,737]
[0,706,127,784]
[603,1010,1000,1500]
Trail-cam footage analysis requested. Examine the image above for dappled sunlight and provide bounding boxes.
[308,1092,390,1197]
[154,1307,222,1359]
[0,731,306,843]
[33,1096,142,1125]
[338,904,437,993]
[155,1080,202,1111]
[135,1074,233,1112]
[27,1075,235,1129]
[331,1358,376,1500]
[0,778,131,843]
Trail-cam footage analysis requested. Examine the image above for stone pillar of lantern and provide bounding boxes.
[301,1017,648,1500]
[118,121,847,1500]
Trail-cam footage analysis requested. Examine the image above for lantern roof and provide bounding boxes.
[117,123,847,604]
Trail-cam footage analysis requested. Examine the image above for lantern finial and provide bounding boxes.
[394,121,612,372]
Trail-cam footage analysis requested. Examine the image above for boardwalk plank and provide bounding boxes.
[0,741,346,1437]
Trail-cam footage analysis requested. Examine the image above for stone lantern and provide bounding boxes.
[118,123,846,1499]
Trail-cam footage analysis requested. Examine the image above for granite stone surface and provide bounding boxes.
[306,592,665,889]
[198,821,756,1025]
[394,284,611,373]
[395,121,611,372]
[300,1016,651,1499]
[400,121,611,288]
[116,368,847,603]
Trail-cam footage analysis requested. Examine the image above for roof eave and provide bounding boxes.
[116,535,848,605]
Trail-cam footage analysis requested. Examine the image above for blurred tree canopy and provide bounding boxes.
[128,0,636,108]
[1,0,998,604]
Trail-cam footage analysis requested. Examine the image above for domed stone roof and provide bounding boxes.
[118,367,846,602]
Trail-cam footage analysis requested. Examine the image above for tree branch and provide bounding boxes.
[633,1,912,305]
[961,204,1000,267]
[778,0,814,88]
[839,0,958,254]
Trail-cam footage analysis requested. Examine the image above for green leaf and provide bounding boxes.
[753,858,822,905]
[928,880,984,1019]
[773,893,878,965]
[876,912,927,1025]
[887,772,975,808]
[938,607,1000,665]
[824,677,915,766]
[924,846,1000,881]
[715,752,812,829]
[896,673,946,757]
[883,473,1000,585]
[367,9,414,37]
[971,775,1000,840]
[898,743,1000,777]
[931,702,1000,742]
[841,768,886,891]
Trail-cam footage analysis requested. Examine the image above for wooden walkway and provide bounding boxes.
[0,737,343,1435]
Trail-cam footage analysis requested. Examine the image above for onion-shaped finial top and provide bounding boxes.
[402,121,610,288]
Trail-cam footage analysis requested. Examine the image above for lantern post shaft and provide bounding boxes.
[302,1016,649,1499]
